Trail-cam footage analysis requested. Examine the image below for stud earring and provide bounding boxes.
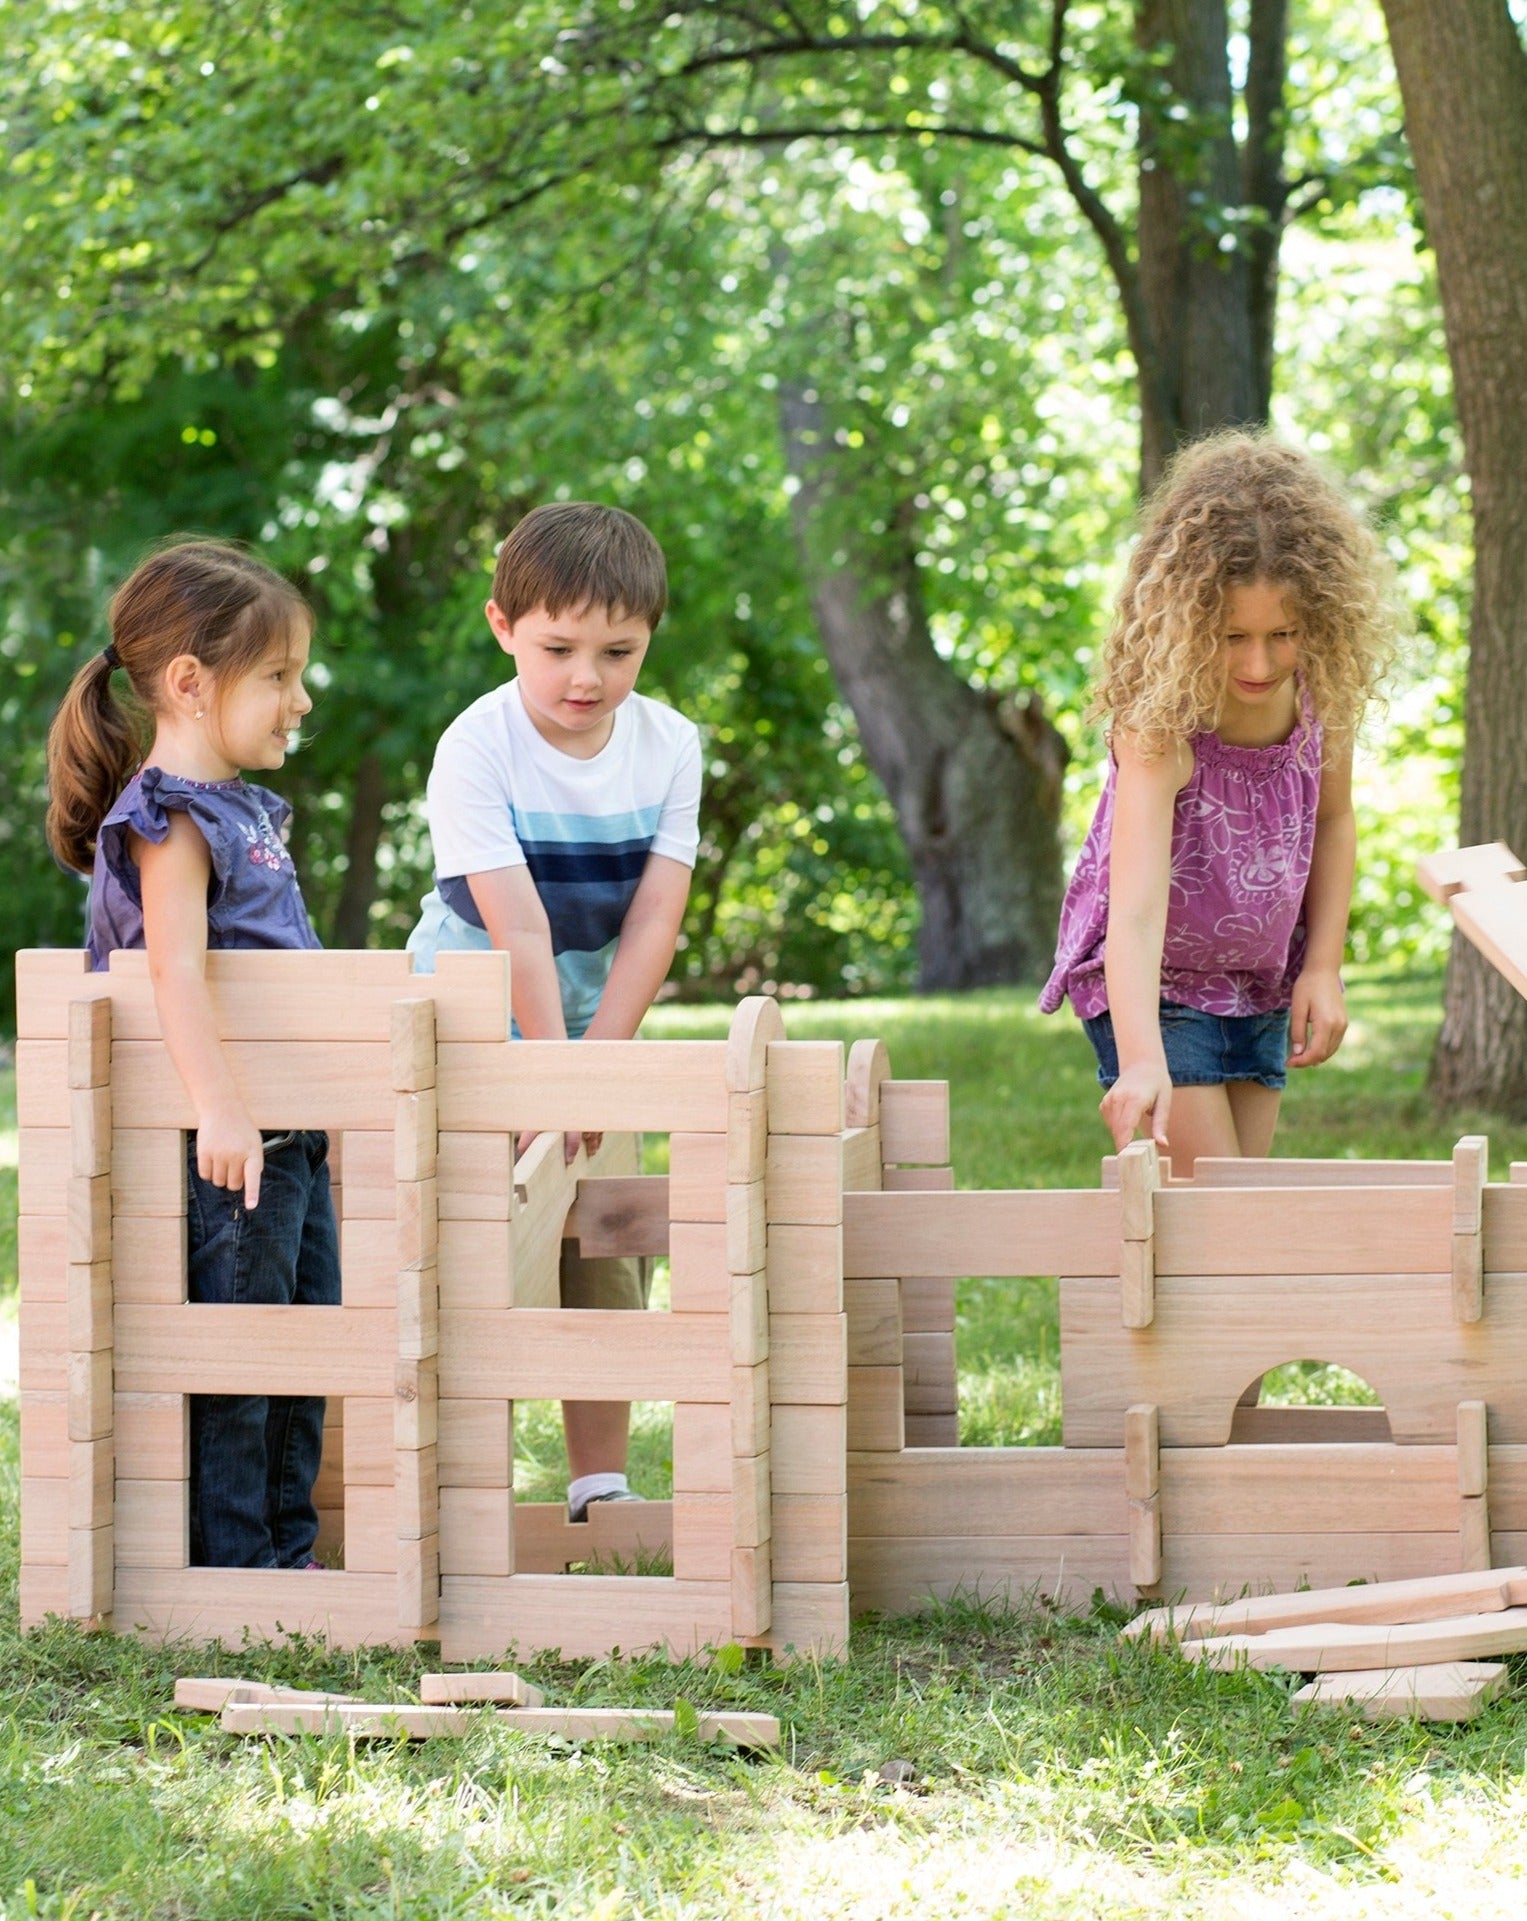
[194,709,204,720]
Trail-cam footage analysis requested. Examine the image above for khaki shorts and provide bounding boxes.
[559,1247,650,1312]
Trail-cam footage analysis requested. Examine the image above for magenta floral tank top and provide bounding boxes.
[1039,703,1324,1020]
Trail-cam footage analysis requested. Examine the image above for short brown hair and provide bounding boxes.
[491,503,667,631]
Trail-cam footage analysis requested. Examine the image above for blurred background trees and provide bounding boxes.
[1,0,1516,1114]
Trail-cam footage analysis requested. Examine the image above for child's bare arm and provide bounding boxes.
[465,865,568,1040]
[1289,744,1355,1067]
[582,855,692,1044]
[1101,732,1193,1151]
[137,814,264,1207]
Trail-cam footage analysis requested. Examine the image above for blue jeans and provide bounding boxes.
[1083,1002,1292,1091]
[186,1130,341,1568]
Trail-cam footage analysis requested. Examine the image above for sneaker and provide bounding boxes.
[568,1488,645,1525]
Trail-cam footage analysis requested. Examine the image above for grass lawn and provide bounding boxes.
[5,972,1527,1918]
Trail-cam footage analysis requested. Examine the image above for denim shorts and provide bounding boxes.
[1083,1002,1291,1091]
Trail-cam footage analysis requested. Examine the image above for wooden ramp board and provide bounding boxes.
[221,1702,781,1744]
[1183,1606,1527,1674]
[1291,1661,1507,1722]
[1126,1565,1527,1643]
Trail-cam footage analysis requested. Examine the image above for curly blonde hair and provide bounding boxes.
[1093,430,1400,756]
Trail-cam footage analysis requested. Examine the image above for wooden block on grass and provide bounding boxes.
[174,1677,364,1711]
[419,1670,545,1707]
[1184,1606,1527,1673]
[1125,1566,1527,1643]
[1291,1661,1506,1721]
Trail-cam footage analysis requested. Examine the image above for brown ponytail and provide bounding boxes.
[45,539,311,874]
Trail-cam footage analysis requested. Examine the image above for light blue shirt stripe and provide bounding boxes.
[509,805,664,846]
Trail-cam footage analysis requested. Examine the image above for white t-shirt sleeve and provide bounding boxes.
[650,720,703,867]
[425,714,528,877]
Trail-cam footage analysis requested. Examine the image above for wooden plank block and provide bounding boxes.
[767,1225,843,1315]
[845,1038,890,1131]
[391,997,437,1094]
[668,1136,727,1223]
[224,1701,779,1742]
[438,1131,515,1222]
[733,1362,771,1459]
[439,1574,733,1661]
[726,995,785,1094]
[1161,1445,1460,1534]
[672,1492,732,1581]
[879,1081,950,1166]
[67,1175,111,1267]
[114,1305,394,1397]
[17,947,512,1044]
[731,1269,768,1368]
[512,1500,675,1572]
[1124,1403,1161,1588]
[438,1487,514,1576]
[1459,1400,1489,1497]
[112,1216,185,1306]
[115,1394,188,1481]
[67,1524,113,1621]
[1454,1137,1487,1321]
[401,1533,441,1633]
[174,1678,365,1711]
[881,1165,954,1191]
[765,1136,843,1229]
[69,1348,112,1441]
[774,1405,847,1496]
[1417,841,1527,903]
[14,947,91,1039]
[1186,1606,1527,1674]
[344,1487,397,1572]
[1291,1661,1507,1722]
[770,1313,846,1406]
[341,1398,396,1486]
[509,1128,584,1311]
[900,1277,955,1337]
[18,1213,66,1303]
[904,1412,959,1446]
[115,1479,187,1568]
[765,1041,844,1135]
[18,1563,71,1627]
[395,1089,439,1184]
[395,1358,438,1453]
[1227,1406,1393,1444]
[22,1126,184,1223]
[726,1181,766,1276]
[437,1041,728,1134]
[1461,1495,1491,1572]
[20,1299,67,1393]
[732,1452,770,1549]
[1190,1157,1453,1188]
[1127,1565,1526,1643]
[772,1493,845,1584]
[113,1567,415,1649]
[111,1041,397,1131]
[437,1221,513,1312]
[1119,1142,1158,1329]
[397,1267,439,1363]
[1154,1185,1450,1277]
[437,1399,511,1490]
[566,1176,671,1256]
[668,1222,729,1315]
[397,1182,439,1277]
[727,1092,769,1185]
[672,1404,732,1492]
[845,1189,1119,1280]
[849,1447,1127,1537]
[841,1126,882,1194]
[69,1436,113,1532]
[845,1278,903,1367]
[439,1309,730,1402]
[1451,883,1527,1004]
[69,995,111,1088]
[337,1132,395,1218]
[1059,1270,1527,1449]
[760,1581,850,1660]
[67,1262,112,1354]
[847,1541,1129,1621]
[731,1545,772,1639]
[20,1394,69,1479]
[901,1332,956,1418]
[71,1085,112,1180]
[20,1477,68,1564]
[394,1444,439,1541]
[420,1670,545,1706]
[845,1367,904,1452]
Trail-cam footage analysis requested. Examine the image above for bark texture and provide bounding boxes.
[779,384,1068,989]
[1382,0,1527,1115]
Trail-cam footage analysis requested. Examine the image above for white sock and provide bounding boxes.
[569,1471,629,1512]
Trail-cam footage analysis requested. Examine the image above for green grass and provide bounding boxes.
[7,974,1527,1917]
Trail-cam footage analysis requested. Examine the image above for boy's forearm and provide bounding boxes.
[500,934,567,1039]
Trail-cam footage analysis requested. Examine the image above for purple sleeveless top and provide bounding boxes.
[1040,704,1324,1020]
[87,765,321,968]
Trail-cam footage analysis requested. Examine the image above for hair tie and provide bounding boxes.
[101,643,121,669]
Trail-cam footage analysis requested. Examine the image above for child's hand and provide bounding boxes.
[514,1129,596,1167]
[1289,968,1347,1068]
[1101,1061,1172,1153]
[197,1106,264,1209]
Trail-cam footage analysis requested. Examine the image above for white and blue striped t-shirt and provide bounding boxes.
[410,679,702,1036]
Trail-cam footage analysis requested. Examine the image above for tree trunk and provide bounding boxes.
[1381,0,1527,1116]
[330,750,388,949]
[1135,0,1270,486]
[779,384,1068,989]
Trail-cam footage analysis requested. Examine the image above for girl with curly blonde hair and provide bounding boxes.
[1040,430,1398,1170]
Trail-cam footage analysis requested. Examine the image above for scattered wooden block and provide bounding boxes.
[1291,1661,1507,1722]
[174,1677,364,1711]
[1183,1606,1527,1674]
[419,1670,545,1708]
[1127,1566,1527,1644]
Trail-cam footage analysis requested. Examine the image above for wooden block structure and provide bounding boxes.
[22,840,1527,1668]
